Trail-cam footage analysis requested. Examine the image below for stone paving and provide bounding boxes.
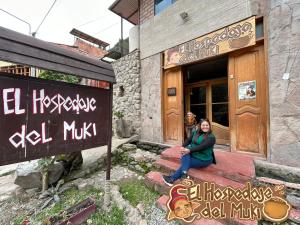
[0,136,181,225]
[0,136,138,202]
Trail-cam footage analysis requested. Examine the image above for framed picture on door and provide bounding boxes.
[238,80,256,100]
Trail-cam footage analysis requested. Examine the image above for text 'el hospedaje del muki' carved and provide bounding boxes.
[164,16,256,69]
[0,73,110,165]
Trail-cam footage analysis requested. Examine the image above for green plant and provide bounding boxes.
[39,70,80,84]
[38,156,56,192]
[37,70,81,192]
[114,111,124,119]
[119,179,160,208]
[12,215,27,225]
[139,161,152,174]
[87,204,125,225]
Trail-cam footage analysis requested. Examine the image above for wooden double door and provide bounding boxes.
[185,79,230,145]
[163,44,267,157]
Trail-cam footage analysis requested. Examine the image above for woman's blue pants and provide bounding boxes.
[170,153,212,181]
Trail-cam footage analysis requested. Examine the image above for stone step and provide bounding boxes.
[155,195,258,225]
[254,177,300,210]
[256,176,300,191]
[290,208,300,223]
[154,159,246,188]
[160,147,255,182]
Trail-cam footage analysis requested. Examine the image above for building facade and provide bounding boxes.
[110,0,300,168]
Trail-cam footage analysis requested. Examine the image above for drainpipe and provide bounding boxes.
[121,17,124,57]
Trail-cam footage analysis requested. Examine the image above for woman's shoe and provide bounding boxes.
[162,175,174,187]
[181,172,190,180]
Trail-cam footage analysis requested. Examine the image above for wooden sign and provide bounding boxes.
[164,17,256,69]
[167,87,176,96]
[0,73,110,166]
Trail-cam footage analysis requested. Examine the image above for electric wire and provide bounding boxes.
[33,0,58,36]
[0,8,31,34]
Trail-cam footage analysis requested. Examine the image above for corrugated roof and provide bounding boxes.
[109,0,139,25]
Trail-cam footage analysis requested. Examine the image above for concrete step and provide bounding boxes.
[156,195,258,225]
[161,147,255,182]
[154,159,247,188]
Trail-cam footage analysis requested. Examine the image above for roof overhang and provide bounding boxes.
[70,28,109,48]
[109,0,139,25]
[0,26,115,83]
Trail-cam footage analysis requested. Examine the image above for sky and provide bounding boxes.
[0,0,133,48]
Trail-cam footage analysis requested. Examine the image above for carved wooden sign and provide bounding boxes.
[0,73,110,166]
[164,17,256,69]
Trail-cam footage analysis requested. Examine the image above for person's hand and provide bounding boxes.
[180,147,190,155]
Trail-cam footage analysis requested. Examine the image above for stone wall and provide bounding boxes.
[140,54,163,143]
[267,0,300,167]
[112,50,141,135]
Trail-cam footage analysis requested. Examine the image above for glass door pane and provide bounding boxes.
[212,104,229,126]
[190,86,206,120]
[190,105,206,120]
[212,83,228,127]
[190,86,206,104]
[212,83,228,103]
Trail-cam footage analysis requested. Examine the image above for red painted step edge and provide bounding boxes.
[155,158,246,188]
[161,147,255,178]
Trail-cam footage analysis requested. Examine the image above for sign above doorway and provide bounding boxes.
[164,17,256,69]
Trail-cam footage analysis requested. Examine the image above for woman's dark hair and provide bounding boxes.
[198,118,212,134]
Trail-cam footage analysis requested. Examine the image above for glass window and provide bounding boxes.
[212,104,228,126]
[256,20,264,39]
[212,83,228,103]
[190,87,206,104]
[155,0,175,15]
[190,105,206,121]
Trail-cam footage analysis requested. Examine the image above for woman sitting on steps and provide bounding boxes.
[162,118,216,186]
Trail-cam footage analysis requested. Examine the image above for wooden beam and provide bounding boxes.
[0,26,115,82]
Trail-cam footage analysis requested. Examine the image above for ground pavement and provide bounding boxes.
[0,136,138,202]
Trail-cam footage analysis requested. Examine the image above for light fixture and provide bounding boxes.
[180,12,189,20]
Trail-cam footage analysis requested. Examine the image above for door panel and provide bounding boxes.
[236,113,260,151]
[163,68,183,144]
[228,44,267,156]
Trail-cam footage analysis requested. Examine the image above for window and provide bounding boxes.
[256,19,264,39]
[155,0,176,15]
